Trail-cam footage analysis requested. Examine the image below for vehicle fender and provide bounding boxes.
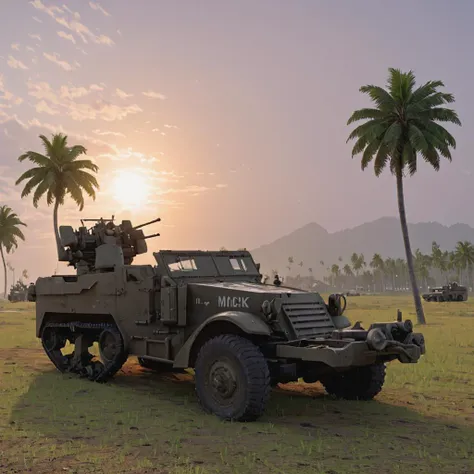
[173,311,272,368]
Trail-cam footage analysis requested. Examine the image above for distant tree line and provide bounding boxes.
[271,240,474,293]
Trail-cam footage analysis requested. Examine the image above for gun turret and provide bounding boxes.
[58,217,160,273]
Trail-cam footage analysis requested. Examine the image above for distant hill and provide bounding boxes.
[251,217,474,278]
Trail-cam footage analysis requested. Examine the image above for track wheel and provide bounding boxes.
[194,335,271,421]
[320,363,386,400]
[41,325,71,373]
[94,327,127,382]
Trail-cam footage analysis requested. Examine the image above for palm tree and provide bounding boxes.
[431,241,448,285]
[370,253,385,292]
[330,264,340,288]
[454,241,474,289]
[0,206,26,298]
[347,68,461,324]
[413,249,431,291]
[15,133,99,260]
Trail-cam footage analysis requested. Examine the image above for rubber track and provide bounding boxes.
[41,322,127,383]
[321,363,386,400]
[195,334,271,422]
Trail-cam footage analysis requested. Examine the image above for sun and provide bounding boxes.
[111,170,151,209]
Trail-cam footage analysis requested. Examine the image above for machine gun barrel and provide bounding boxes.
[142,232,160,240]
[132,217,161,230]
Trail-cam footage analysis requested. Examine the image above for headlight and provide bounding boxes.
[366,328,388,351]
[261,300,277,321]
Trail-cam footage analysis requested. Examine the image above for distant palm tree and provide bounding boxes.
[454,241,474,288]
[15,133,99,259]
[431,241,448,284]
[330,264,340,288]
[343,263,353,277]
[370,253,385,291]
[0,206,26,298]
[347,68,461,324]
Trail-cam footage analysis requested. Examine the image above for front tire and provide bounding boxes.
[194,334,271,421]
[320,363,386,400]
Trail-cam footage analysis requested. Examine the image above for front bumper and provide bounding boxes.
[274,320,425,368]
[275,339,422,368]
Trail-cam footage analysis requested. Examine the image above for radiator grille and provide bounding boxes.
[282,301,335,338]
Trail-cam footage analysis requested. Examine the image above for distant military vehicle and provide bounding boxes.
[28,216,426,421]
[422,282,468,302]
[7,281,28,302]
[344,289,361,296]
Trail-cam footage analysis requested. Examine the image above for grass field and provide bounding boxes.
[0,295,473,474]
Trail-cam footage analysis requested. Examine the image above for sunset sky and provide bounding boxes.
[1,0,474,281]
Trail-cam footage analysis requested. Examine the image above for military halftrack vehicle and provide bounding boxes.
[422,282,468,302]
[28,217,426,421]
[8,281,28,302]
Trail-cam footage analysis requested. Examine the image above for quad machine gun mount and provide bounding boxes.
[57,217,161,274]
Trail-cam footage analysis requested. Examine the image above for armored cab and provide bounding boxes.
[29,216,426,422]
[422,282,468,302]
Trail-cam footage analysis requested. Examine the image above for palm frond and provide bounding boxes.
[66,159,99,173]
[373,143,391,176]
[408,125,429,152]
[66,179,85,210]
[360,138,382,170]
[39,134,54,157]
[418,107,461,126]
[17,151,53,168]
[66,145,87,162]
[402,142,416,176]
[73,170,100,193]
[359,85,395,112]
[408,80,445,104]
[32,174,54,208]
[347,108,386,125]
[18,169,48,198]
[387,68,415,102]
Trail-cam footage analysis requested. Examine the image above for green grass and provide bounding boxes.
[0,295,473,473]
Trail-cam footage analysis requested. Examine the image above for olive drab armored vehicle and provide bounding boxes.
[28,216,426,422]
[8,281,28,302]
[422,282,468,302]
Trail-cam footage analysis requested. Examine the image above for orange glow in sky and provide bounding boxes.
[111,170,151,209]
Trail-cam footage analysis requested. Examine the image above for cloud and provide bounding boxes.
[32,15,43,23]
[60,85,90,99]
[0,75,24,106]
[89,1,110,16]
[152,128,160,132]
[35,100,59,115]
[27,80,142,122]
[57,31,76,44]
[93,129,125,137]
[43,52,77,71]
[26,46,35,53]
[7,55,28,70]
[0,114,118,155]
[69,102,142,122]
[31,0,114,46]
[90,84,104,91]
[216,184,228,188]
[143,90,167,100]
[11,43,20,51]
[28,33,42,41]
[115,88,133,99]
[164,124,179,129]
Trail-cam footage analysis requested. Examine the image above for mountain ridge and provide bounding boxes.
[251,217,474,278]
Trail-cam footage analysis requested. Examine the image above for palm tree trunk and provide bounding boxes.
[396,172,426,324]
[1,244,7,298]
[53,199,64,260]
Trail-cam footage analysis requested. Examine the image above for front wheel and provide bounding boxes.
[320,363,386,400]
[194,334,271,421]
